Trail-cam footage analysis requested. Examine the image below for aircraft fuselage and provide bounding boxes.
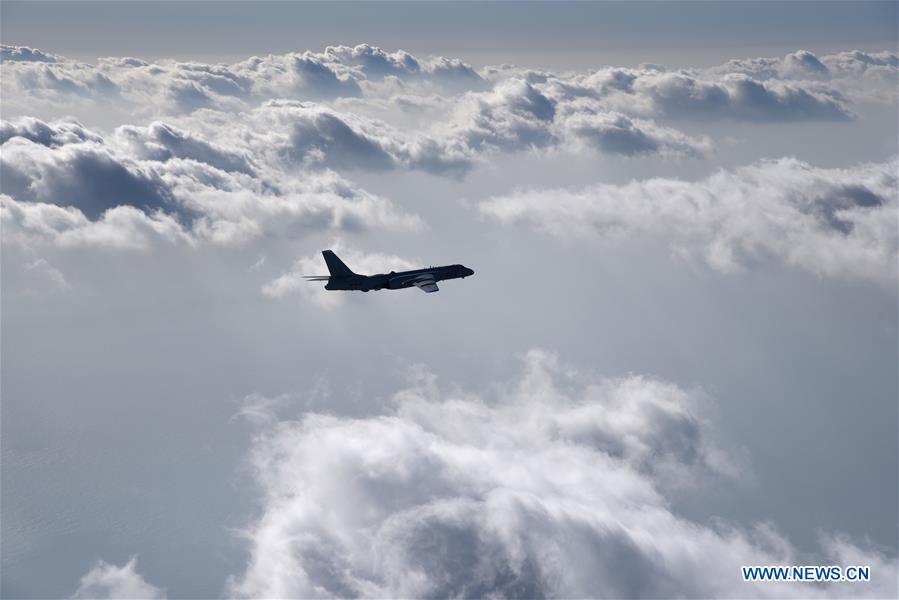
[325,264,474,292]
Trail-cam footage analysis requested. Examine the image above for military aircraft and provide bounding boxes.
[304,250,474,293]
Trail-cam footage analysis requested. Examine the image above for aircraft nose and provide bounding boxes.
[465,267,475,277]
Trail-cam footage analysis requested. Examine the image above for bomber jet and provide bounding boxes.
[304,250,474,293]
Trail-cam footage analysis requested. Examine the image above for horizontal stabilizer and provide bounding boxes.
[303,276,330,281]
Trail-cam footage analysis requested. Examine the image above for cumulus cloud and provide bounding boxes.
[0,118,422,247]
[1,44,61,63]
[0,44,486,123]
[450,79,559,151]
[480,157,898,285]
[715,49,897,82]
[649,74,851,121]
[229,350,897,598]
[250,101,473,176]
[0,116,103,147]
[72,557,165,600]
[262,244,419,307]
[1,135,177,220]
[316,44,486,91]
[9,44,841,166]
[549,68,854,122]
[0,194,190,250]
[556,99,711,157]
[230,52,362,101]
[231,90,699,176]
[4,45,892,132]
[708,49,897,104]
[113,121,255,175]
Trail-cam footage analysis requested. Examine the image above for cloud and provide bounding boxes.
[3,46,890,133]
[2,47,714,165]
[714,49,898,82]
[0,58,125,119]
[451,79,559,152]
[708,50,897,104]
[71,557,165,600]
[230,52,362,101]
[113,121,255,175]
[0,118,423,247]
[0,44,485,123]
[1,44,60,63]
[480,157,898,285]
[262,244,419,307]
[556,100,711,157]
[554,69,853,122]
[235,91,698,177]
[0,117,103,147]
[0,194,190,250]
[317,44,485,90]
[13,45,866,174]
[229,350,897,598]
[0,136,176,220]
[250,100,473,176]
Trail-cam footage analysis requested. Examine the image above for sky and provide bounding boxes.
[1,1,897,598]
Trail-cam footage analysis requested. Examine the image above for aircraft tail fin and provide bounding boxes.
[322,250,356,279]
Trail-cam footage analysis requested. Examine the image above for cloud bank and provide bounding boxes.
[0,117,422,248]
[480,157,898,285]
[229,350,897,598]
[7,44,890,174]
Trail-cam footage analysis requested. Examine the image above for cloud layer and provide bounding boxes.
[229,350,897,598]
[0,117,422,248]
[7,44,890,175]
[480,157,898,285]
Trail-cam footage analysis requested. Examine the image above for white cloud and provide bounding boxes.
[556,99,711,157]
[549,68,854,122]
[3,45,892,133]
[1,135,176,220]
[0,118,423,248]
[113,121,256,174]
[449,79,559,152]
[716,49,896,81]
[229,350,897,598]
[0,194,191,250]
[704,50,897,104]
[0,116,103,147]
[1,44,61,63]
[229,52,362,101]
[0,101,707,259]
[480,157,898,286]
[245,100,474,176]
[315,44,485,91]
[7,44,869,170]
[0,44,485,123]
[72,557,165,600]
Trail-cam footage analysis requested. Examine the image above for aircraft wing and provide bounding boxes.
[412,275,439,293]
